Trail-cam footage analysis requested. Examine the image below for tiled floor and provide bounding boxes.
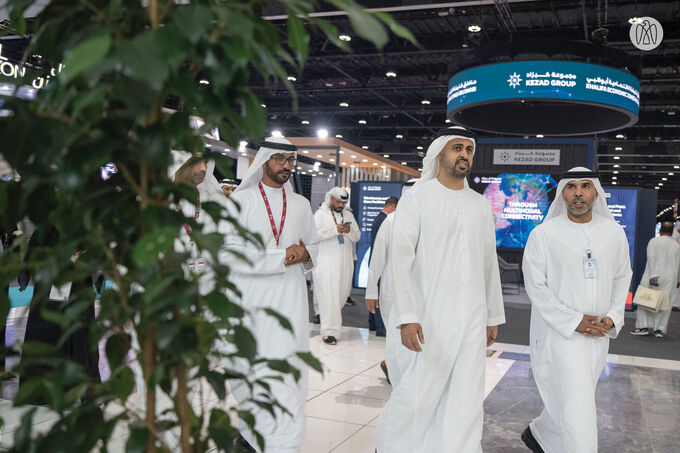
[2,325,680,452]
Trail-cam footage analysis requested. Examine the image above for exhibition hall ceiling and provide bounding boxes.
[0,1,678,205]
[255,0,680,204]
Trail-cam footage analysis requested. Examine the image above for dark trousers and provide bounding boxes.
[368,307,386,333]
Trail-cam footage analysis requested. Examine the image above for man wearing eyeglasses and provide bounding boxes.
[312,187,360,345]
[219,137,318,453]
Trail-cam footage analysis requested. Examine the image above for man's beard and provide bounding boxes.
[446,157,470,179]
[192,171,206,186]
[333,205,344,212]
[566,198,593,216]
[266,164,290,184]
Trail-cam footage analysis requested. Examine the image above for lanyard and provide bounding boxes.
[180,192,200,237]
[259,182,287,246]
[332,210,344,225]
[579,224,592,257]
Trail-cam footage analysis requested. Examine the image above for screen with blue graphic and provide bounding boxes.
[448,61,640,116]
[469,173,558,249]
[603,187,638,265]
[350,181,404,288]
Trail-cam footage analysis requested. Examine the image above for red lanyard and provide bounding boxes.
[259,182,287,246]
[180,193,200,237]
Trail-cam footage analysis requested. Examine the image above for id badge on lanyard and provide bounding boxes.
[338,235,345,245]
[583,248,597,279]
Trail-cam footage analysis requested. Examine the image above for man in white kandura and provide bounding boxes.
[312,187,360,345]
[375,126,505,453]
[631,221,680,338]
[521,167,632,453]
[220,137,318,453]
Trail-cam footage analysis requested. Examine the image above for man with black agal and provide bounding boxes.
[522,167,632,453]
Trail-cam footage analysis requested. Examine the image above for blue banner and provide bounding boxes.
[448,61,640,116]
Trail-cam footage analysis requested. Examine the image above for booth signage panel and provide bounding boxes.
[604,187,638,265]
[493,148,560,166]
[351,181,404,288]
[448,61,640,115]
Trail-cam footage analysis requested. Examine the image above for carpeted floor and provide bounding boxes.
[310,288,680,361]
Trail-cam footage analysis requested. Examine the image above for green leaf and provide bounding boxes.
[233,325,257,360]
[262,308,293,333]
[374,11,419,46]
[297,351,323,373]
[328,1,388,49]
[156,320,184,350]
[173,4,213,43]
[287,13,310,68]
[131,227,177,267]
[105,333,131,367]
[310,18,351,52]
[126,423,150,453]
[205,370,227,400]
[267,359,300,381]
[60,29,112,84]
[205,291,244,320]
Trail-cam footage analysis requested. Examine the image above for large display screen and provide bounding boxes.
[448,61,640,116]
[469,173,558,249]
[350,181,404,288]
[603,187,638,265]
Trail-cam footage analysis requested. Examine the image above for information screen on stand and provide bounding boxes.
[469,173,558,248]
[603,187,638,265]
[350,181,404,288]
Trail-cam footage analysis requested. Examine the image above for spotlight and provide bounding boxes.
[339,35,351,42]
[271,130,283,138]
[317,128,329,138]
[468,25,482,32]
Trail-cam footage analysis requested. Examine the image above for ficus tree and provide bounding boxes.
[0,1,415,452]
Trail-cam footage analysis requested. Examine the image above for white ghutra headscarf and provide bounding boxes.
[169,150,224,204]
[232,136,297,195]
[544,166,615,222]
[417,125,477,187]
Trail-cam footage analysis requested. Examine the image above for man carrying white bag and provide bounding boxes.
[631,221,680,338]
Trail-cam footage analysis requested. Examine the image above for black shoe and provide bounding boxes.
[376,329,386,337]
[630,328,649,336]
[521,426,544,453]
[346,297,356,306]
[323,336,337,345]
[312,314,320,324]
[380,360,391,385]
[673,307,680,311]
[654,330,665,338]
[234,435,256,452]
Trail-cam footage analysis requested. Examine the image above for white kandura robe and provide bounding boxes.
[375,180,505,453]
[635,235,680,333]
[365,213,407,387]
[522,213,632,453]
[219,183,318,453]
[312,207,360,338]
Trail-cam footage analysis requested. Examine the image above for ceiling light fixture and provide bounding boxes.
[301,120,309,124]
[445,119,451,123]
[383,154,390,158]
[351,154,357,158]
[396,134,403,139]
[628,17,641,24]
[613,171,619,174]
[401,162,407,165]
[317,128,329,138]
[615,146,623,151]
[302,150,309,154]
[339,34,351,42]
[536,134,544,138]
[339,102,349,107]
[421,99,431,105]
[199,79,209,85]
[613,164,620,168]
[316,154,323,158]
[614,156,620,160]
[286,76,296,82]
[335,134,343,138]
[358,119,366,124]
[468,25,482,32]
[616,134,625,139]
[386,71,397,78]
[417,146,423,150]
[271,130,283,138]
[362,159,368,162]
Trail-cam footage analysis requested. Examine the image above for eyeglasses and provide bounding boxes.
[271,154,296,166]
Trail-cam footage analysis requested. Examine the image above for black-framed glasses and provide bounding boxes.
[271,154,296,166]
